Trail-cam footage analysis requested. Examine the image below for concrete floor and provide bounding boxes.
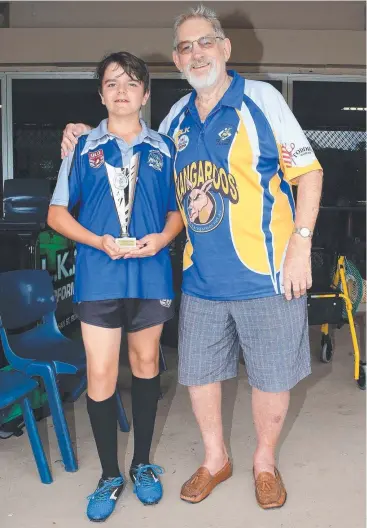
[0,324,365,528]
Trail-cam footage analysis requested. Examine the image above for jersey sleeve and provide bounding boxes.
[167,173,178,212]
[158,93,191,138]
[166,141,178,212]
[265,85,322,183]
[50,148,81,210]
[158,113,170,135]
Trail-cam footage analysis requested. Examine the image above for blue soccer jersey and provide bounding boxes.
[51,119,177,302]
[159,71,322,301]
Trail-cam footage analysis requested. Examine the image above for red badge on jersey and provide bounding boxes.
[88,149,104,169]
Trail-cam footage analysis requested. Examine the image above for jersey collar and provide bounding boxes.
[187,70,244,115]
[82,118,164,154]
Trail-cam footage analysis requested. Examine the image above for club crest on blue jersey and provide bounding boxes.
[217,126,233,145]
[177,134,189,152]
[88,149,105,169]
[148,150,163,171]
[175,127,191,152]
[183,179,224,233]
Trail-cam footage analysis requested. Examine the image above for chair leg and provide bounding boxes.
[115,389,130,432]
[42,368,78,472]
[65,374,87,403]
[20,397,52,484]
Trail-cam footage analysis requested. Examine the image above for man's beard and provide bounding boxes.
[181,59,219,90]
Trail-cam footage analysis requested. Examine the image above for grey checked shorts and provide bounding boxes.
[178,293,311,392]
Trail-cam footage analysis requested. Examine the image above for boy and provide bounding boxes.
[48,51,183,522]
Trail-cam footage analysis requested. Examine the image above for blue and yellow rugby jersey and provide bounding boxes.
[159,71,322,301]
[51,119,177,302]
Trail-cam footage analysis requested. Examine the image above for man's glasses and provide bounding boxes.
[175,35,224,55]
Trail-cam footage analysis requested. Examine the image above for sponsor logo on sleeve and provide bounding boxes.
[281,143,313,168]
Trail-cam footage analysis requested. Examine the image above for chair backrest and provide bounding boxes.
[3,179,50,223]
[0,270,56,330]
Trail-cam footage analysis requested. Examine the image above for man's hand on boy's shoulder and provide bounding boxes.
[61,123,92,159]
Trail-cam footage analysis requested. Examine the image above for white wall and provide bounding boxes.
[8,1,366,30]
[0,1,365,69]
[0,28,365,68]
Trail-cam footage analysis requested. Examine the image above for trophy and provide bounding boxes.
[105,152,140,248]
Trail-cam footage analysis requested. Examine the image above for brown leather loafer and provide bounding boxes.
[254,467,287,509]
[180,459,233,504]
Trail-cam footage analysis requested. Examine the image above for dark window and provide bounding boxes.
[262,79,283,94]
[293,80,366,265]
[0,78,3,208]
[12,79,107,190]
[293,81,366,207]
[150,79,192,131]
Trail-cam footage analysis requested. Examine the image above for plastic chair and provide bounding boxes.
[0,369,52,484]
[0,270,130,475]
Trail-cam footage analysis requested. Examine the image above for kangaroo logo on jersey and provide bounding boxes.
[176,161,239,204]
[88,149,104,169]
[182,179,223,233]
[177,161,240,233]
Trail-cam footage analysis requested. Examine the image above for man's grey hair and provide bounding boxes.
[173,4,226,48]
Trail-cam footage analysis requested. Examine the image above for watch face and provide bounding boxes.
[300,227,310,237]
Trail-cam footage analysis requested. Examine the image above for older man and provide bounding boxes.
[61,5,322,510]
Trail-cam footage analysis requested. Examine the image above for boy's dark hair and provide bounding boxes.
[95,51,150,94]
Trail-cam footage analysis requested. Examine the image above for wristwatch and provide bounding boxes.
[293,226,313,238]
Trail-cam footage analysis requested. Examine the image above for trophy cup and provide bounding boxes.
[105,152,140,248]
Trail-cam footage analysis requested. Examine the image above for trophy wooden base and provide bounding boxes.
[115,237,137,248]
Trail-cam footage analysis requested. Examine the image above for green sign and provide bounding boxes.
[37,229,77,331]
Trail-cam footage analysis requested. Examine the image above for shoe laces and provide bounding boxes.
[135,464,164,488]
[87,477,123,501]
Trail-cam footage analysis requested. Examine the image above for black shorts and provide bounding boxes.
[74,298,175,332]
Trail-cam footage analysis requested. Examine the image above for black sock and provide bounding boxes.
[131,374,160,467]
[86,393,120,480]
